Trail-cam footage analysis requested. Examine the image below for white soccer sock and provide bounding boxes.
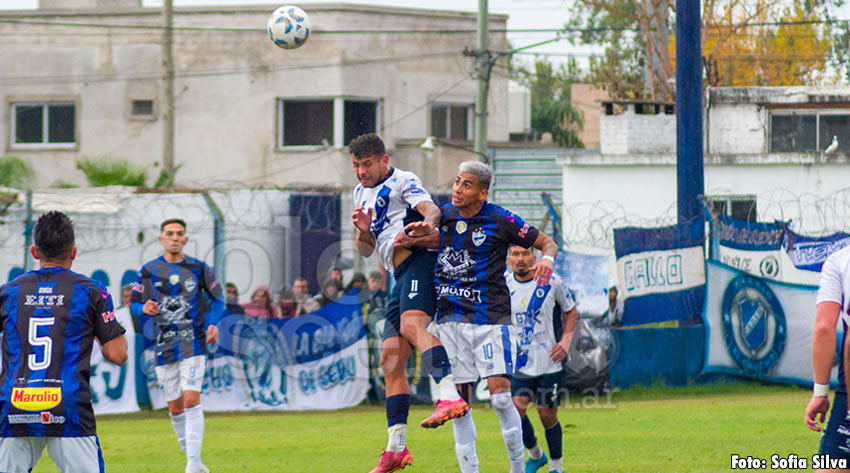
[528,443,543,460]
[170,412,187,456]
[452,412,479,473]
[549,457,564,472]
[184,405,205,470]
[386,423,407,453]
[490,392,524,473]
[438,375,461,401]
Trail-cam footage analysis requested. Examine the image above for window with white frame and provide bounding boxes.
[278,98,379,148]
[12,103,76,147]
[707,195,757,223]
[770,110,850,153]
[431,103,472,141]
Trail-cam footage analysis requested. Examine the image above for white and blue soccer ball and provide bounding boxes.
[267,5,311,50]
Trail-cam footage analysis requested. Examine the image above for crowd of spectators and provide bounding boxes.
[224,268,391,320]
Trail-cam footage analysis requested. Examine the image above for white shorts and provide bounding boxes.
[437,322,517,384]
[0,436,103,473]
[154,355,207,402]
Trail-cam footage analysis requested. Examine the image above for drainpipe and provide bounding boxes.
[202,191,225,282]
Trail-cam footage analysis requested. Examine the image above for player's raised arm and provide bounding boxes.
[353,205,377,257]
[530,233,558,286]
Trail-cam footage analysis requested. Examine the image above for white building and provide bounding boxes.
[558,87,850,253]
[1,1,516,191]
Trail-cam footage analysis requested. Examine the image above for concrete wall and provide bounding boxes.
[707,102,766,154]
[0,4,509,189]
[599,105,676,155]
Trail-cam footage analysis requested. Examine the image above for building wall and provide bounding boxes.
[0,4,509,189]
[570,83,608,149]
[599,105,675,155]
[707,103,766,154]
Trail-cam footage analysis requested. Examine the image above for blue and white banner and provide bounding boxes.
[784,230,850,273]
[553,249,609,316]
[716,215,786,280]
[143,292,369,411]
[614,221,706,325]
[91,307,140,414]
[701,260,829,386]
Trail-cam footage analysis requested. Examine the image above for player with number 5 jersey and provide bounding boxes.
[0,211,127,473]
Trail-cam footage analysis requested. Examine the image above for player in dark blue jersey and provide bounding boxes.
[407,160,558,473]
[131,218,223,473]
[805,246,850,469]
[0,211,127,473]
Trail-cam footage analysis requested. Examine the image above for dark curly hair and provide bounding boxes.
[34,211,75,261]
[348,133,385,159]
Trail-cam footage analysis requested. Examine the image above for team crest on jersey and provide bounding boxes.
[472,227,486,246]
[456,221,467,234]
[159,295,192,323]
[169,274,180,285]
[438,248,476,276]
[721,275,786,375]
[184,277,197,292]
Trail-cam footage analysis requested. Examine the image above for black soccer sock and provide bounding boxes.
[386,394,411,427]
[521,414,537,449]
[421,346,452,384]
[545,421,563,459]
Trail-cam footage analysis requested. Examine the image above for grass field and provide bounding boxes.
[32,383,822,473]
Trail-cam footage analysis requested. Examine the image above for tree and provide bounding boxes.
[76,158,147,187]
[515,58,585,148]
[569,0,839,98]
[0,156,35,189]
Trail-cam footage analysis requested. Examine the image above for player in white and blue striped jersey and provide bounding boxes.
[507,244,577,473]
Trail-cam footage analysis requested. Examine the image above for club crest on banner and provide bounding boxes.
[721,275,786,376]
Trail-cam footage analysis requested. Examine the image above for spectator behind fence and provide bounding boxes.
[367,270,389,313]
[242,285,281,319]
[316,278,341,307]
[225,282,246,315]
[278,286,297,318]
[330,267,345,292]
[606,285,624,327]
[293,277,320,316]
[345,272,368,293]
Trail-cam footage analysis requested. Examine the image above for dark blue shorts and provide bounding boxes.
[819,391,850,459]
[511,370,568,408]
[383,250,438,340]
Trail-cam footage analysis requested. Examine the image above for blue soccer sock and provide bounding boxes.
[421,346,452,384]
[521,414,538,450]
[545,421,563,460]
[386,394,411,453]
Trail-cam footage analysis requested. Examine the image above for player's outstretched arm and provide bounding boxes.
[100,334,128,366]
[806,301,840,431]
[530,233,558,286]
[394,228,439,250]
[404,200,442,238]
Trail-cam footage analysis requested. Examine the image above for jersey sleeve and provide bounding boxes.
[130,266,153,318]
[400,173,433,210]
[92,286,125,345]
[201,263,224,326]
[498,208,540,248]
[552,277,576,312]
[817,253,844,306]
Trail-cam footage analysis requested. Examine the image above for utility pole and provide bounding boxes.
[474,0,489,162]
[162,0,176,187]
[676,0,703,225]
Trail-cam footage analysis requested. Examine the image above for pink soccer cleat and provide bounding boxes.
[420,398,470,428]
[368,447,414,473]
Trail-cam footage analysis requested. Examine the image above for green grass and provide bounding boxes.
[32,383,819,473]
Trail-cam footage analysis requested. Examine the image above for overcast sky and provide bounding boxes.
[0,0,581,65]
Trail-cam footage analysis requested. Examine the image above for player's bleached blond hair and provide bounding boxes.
[458,160,493,191]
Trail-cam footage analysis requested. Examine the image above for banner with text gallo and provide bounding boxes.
[701,260,828,386]
[144,293,369,411]
[613,221,706,325]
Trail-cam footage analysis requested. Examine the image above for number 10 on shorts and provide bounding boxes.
[483,343,494,360]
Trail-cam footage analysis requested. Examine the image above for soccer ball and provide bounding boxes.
[267,5,311,50]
